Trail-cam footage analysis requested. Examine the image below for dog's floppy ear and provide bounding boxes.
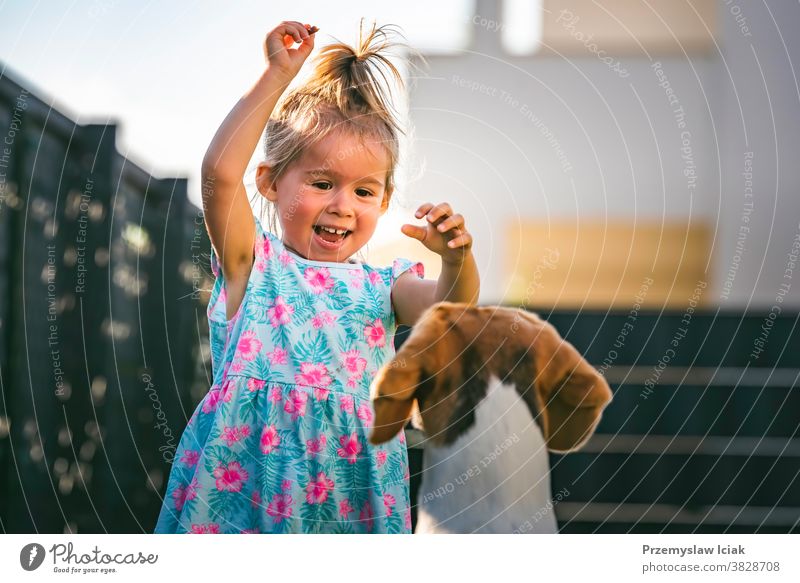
[369,303,452,445]
[369,356,424,445]
[369,302,487,446]
[510,310,613,453]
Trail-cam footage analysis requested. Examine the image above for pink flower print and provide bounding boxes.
[202,378,234,413]
[359,501,374,533]
[266,347,288,365]
[376,450,387,467]
[247,378,265,393]
[383,493,396,517]
[172,477,198,512]
[306,434,327,456]
[267,296,294,327]
[339,498,355,518]
[304,266,334,294]
[220,379,235,402]
[368,271,382,286]
[221,424,251,447]
[410,262,424,278]
[399,431,406,445]
[202,385,223,414]
[337,433,362,464]
[340,394,354,413]
[268,385,283,403]
[236,330,262,361]
[404,507,412,530]
[314,386,330,401]
[230,361,245,374]
[260,425,281,454]
[294,362,331,389]
[364,318,386,348]
[284,389,308,421]
[266,493,294,524]
[311,310,336,329]
[278,249,293,267]
[342,349,367,375]
[305,471,334,505]
[213,460,248,493]
[251,490,262,509]
[190,522,220,534]
[221,426,238,447]
[255,235,274,261]
[357,403,374,426]
[180,449,199,467]
[281,479,293,492]
[348,268,365,289]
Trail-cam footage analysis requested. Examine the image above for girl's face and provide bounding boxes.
[258,131,391,263]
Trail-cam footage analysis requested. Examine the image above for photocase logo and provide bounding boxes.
[19,543,46,571]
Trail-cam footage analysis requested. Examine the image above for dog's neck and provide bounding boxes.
[416,373,558,534]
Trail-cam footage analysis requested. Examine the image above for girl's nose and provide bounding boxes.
[326,189,355,217]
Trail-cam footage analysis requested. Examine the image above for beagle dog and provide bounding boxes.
[369,302,613,533]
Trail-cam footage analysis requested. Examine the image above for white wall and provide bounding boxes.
[406,0,799,309]
[713,0,800,310]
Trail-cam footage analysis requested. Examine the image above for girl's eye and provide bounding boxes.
[312,182,373,197]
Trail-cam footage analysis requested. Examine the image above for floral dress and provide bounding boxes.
[154,217,425,534]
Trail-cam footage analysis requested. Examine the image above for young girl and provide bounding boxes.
[154,19,480,534]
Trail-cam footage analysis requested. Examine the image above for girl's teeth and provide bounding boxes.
[319,226,347,235]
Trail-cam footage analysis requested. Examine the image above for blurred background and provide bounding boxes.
[0,0,798,533]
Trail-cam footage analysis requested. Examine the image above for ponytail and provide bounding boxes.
[306,18,408,135]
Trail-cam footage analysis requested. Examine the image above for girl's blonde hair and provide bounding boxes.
[258,19,425,239]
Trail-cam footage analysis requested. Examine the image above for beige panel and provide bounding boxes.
[541,0,717,55]
[504,219,711,309]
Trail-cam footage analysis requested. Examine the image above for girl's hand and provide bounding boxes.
[263,21,318,80]
[401,202,474,265]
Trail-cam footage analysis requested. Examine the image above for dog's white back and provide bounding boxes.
[415,373,558,534]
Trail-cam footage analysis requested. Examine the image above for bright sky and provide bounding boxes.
[0,0,539,248]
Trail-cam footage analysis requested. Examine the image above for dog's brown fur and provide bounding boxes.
[369,302,613,452]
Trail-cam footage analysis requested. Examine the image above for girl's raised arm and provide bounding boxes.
[202,21,317,283]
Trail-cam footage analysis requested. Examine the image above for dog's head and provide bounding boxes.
[368,302,613,452]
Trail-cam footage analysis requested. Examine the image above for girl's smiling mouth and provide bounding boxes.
[313,224,352,239]
[312,224,353,250]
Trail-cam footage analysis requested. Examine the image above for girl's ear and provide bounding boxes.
[380,185,393,214]
[255,161,278,202]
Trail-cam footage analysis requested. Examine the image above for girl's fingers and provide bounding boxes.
[425,203,453,225]
[414,203,434,218]
[281,21,309,43]
[436,213,464,233]
[447,232,473,248]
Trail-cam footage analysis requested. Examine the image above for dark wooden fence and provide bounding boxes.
[0,67,212,533]
[545,310,799,533]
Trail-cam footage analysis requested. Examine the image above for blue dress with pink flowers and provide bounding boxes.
[154,216,424,534]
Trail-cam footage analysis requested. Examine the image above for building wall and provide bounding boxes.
[405,0,799,309]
